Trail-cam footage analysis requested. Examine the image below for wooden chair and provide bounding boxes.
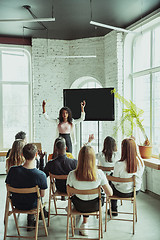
[105,175,137,234]
[48,173,68,226]
[97,165,114,172]
[4,184,48,240]
[66,185,103,240]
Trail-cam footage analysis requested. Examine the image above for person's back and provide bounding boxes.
[43,138,77,193]
[5,144,47,210]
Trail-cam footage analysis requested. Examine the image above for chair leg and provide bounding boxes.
[109,200,112,219]
[53,196,58,215]
[48,193,51,227]
[3,198,9,240]
[66,213,70,240]
[105,200,108,232]
[71,216,74,237]
[35,201,40,240]
[40,202,48,236]
[135,201,137,222]
[133,200,135,235]
[100,213,103,239]
[13,212,20,235]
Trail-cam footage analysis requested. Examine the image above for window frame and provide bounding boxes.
[131,23,160,155]
[0,46,32,150]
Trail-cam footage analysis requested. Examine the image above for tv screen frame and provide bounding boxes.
[63,88,115,121]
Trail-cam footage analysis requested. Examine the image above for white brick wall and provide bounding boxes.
[32,32,123,154]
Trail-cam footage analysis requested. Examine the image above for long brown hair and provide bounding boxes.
[102,136,117,162]
[6,139,25,172]
[75,146,97,181]
[120,138,143,173]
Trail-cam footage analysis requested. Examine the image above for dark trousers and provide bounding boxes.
[110,182,139,211]
[71,195,104,218]
[59,133,72,153]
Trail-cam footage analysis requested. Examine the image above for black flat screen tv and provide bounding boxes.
[63,88,115,121]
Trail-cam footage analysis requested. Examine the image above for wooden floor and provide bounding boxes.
[0,174,160,240]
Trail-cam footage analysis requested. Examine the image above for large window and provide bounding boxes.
[132,25,160,155]
[0,48,31,150]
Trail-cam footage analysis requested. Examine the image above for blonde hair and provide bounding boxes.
[6,139,26,173]
[120,138,143,173]
[75,146,97,181]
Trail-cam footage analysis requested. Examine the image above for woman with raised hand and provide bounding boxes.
[87,134,119,171]
[42,100,86,153]
[6,139,26,173]
[67,145,113,236]
[109,138,144,216]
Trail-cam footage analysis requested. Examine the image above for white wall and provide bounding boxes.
[32,33,124,153]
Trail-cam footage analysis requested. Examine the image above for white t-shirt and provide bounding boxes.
[113,158,144,193]
[67,169,108,200]
[96,151,119,168]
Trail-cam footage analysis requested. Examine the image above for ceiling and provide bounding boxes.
[0,0,160,40]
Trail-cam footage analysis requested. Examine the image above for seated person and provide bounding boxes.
[5,143,48,230]
[48,137,74,161]
[87,134,119,173]
[67,145,113,236]
[44,137,77,193]
[6,139,26,173]
[110,138,144,216]
[6,131,27,158]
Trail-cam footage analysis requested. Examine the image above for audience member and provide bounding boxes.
[87,134,119,172]
[6,139,26,173]
[5,143,48,230]
[44,137,77,193]
[67,145,113,236]
[109,138,144,216]
[6,131,27,158]
[48,137,74,161]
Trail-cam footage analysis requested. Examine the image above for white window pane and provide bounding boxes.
[3,84,29,148]
[153,26,160,67]
[152,72,160,154]
[2,51,28,82]
[133,75,150,143]
[133,31,151,72]
[81,121,102,153]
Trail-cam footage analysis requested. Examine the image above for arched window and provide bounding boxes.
[131,24,160,155]
[0,47,32,150]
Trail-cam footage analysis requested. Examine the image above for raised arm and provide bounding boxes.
[81,100,86,113]
[73,100,86,124]
[42,100,57,123]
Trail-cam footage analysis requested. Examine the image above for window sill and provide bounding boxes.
[144,158,160,170]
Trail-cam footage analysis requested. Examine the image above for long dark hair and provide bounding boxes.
[59,107,72,124]
[120,138,143,173]
[102,136,116,162]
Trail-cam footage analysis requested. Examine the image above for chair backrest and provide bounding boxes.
[49,173,68,180]
[6,184,40,197]
[106,175,136,195]
[97,165,114,172]
[67,185,101,197]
